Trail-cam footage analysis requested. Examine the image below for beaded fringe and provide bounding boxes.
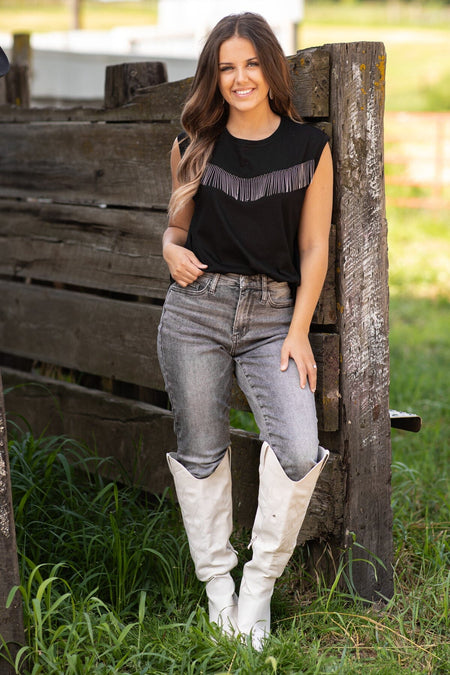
[201,160,315,202]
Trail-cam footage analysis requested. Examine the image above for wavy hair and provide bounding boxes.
[168,12,301,218]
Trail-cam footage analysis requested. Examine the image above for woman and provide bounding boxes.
[157,12,333,650]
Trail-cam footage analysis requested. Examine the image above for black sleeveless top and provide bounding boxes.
[180,116,329,285]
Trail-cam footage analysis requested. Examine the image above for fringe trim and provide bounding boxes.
[201,160,315,202]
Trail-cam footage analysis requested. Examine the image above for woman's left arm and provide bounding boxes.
[280,143,333,392]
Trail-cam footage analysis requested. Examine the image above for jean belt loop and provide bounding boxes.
[261,274,268,303]
[209,273,220,294]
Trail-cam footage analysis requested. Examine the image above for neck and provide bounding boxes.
[226,107,281,141]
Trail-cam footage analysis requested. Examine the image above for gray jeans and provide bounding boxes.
[157,273,319,481]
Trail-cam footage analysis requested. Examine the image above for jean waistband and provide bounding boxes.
[204,272,287,292]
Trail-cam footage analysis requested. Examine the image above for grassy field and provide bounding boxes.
[0,0,158,33]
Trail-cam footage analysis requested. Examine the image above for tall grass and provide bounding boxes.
[2,419,449,673]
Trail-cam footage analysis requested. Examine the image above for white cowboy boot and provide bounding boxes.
[238,442,329,650]
[167,448,238,634]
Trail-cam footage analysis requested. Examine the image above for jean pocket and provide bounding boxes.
[170,274,213,296]
[267,281,294,308]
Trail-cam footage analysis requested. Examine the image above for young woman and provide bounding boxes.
[157,12,333,650]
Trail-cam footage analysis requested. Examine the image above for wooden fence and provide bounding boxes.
[0,43,393,656]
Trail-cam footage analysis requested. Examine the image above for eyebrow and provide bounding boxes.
[218,57,258,66]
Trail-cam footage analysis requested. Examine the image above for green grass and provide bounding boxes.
[300,2,450,111]
[387,206,449,298]
[2,401,448,672]
[304,1,450,30]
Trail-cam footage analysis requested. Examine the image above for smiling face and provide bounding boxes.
[218,36,271,117]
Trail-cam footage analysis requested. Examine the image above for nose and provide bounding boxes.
[235,66,248,83]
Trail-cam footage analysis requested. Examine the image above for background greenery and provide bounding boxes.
[1,1,449,672]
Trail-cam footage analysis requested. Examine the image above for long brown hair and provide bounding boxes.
[168,12,301,218]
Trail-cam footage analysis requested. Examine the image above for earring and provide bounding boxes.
[269,89,273,100]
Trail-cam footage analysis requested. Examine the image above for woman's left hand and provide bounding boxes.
[280,332,317,393]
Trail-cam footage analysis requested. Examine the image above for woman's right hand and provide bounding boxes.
[163,242,208,287]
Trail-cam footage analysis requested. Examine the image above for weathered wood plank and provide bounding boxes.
[0,199,170,299]
[327,41,392,599]
[0,281,339,428]
[290,47,330,118]
[312,332,340,431]
[12,33,31,66]
[2,367,343,539]
[0,200,337,317]
[313,222,336,325]
[0,77,6,106]
[0,118,330,209]
[0,77,190,123]
[0,48,329,124]
[0,280,165,390]
[104,61,168,109]
[0,121,178,208]
[0,372,24,670]
[4,64,30,108]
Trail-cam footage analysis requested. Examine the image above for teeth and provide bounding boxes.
[235,89,252,95]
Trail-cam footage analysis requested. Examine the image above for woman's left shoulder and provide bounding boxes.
[282,119,329,163]
[285,117,329,143]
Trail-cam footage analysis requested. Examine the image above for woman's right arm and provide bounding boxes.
[162,138,208,287]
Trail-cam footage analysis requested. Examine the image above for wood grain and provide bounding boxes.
[327,41,392,599]
[0,121,178,208]
[0,199,336,318]
[0,199,170,299]
[290,47,330,118]
[4,64,30,108]
[104,61,167,109]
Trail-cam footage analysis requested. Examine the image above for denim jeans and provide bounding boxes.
[157,273,320,481]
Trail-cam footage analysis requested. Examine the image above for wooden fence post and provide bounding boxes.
[327,41,393,600]
[0,373,24,673]
[104,61,168,109]
[3,34,30,108]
